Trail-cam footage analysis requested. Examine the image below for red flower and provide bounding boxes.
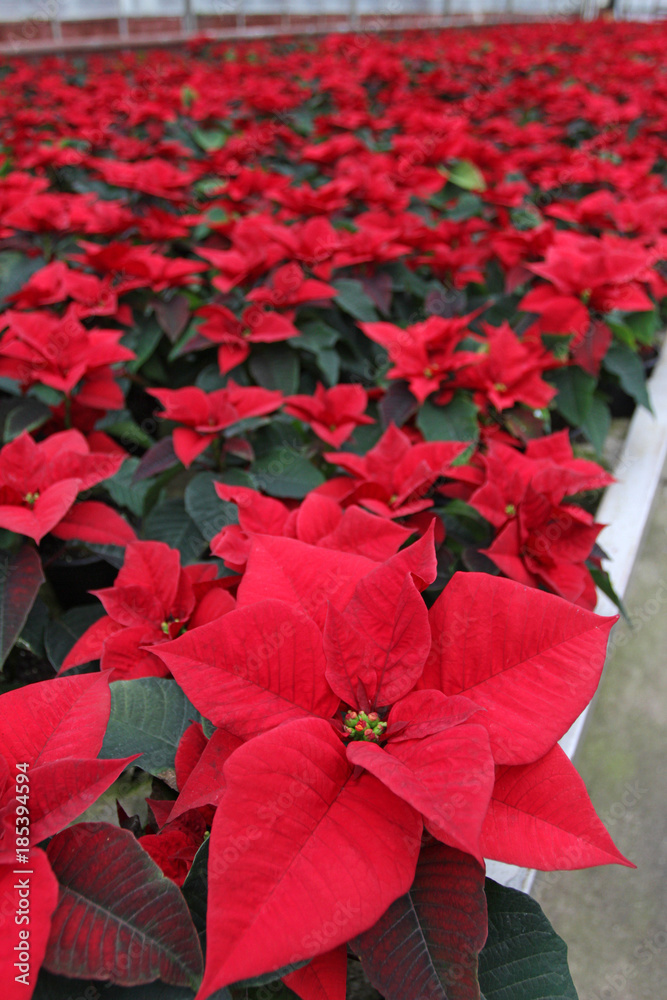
[0,307,135,410]
[284,382,373,447]
[210,487,412,571]
[150,382,283,467]
[360,314,480,403]
[246,262,338,310]
[60,540,235,679]
[195,303,299,374]
[468,435,613,608]
[321,423,468,518]
[155,553,628,995]
[447,321,558,412]
[0,430,134,545]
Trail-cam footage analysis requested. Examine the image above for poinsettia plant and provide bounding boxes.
[0,14,662,1000]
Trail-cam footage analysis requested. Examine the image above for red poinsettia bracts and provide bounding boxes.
[520,232,655,373]
[0,430,134,545]
[210,486,412,572]
[195,303,300,374]
[320,424,469,518]
[246,262,338,310]
[60,540,235,679]
[284,383,374,447]
[149,382,284,467]
[445,321,559,412]
[468,434,614,608]
[154,537,628,997]
[0,673,139,1000]
[0,307,135,410]
[360,314,481,403]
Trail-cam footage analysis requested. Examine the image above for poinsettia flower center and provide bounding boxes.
[581,288,592,304]
[23,491,40,507]
[342,710,388,743]
[161,616,186,637]
[505,503,516,516]
[493,382,507,393]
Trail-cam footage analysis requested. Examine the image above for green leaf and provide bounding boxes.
[447,159,486,191]
[548,367,596,427]
[193,127,228,151]
[417,393,480,442]
[0,545,44,667]
[250,451,325,498]
[0,251,45,306]
[101,678,202,778]
[184,472,238,541]
[333,278,380,322]
[182,837,209,947]
[2,397,51,442]
[249,344,300,393]
[104,458,153,517]
[603,342,652,412]
[123,318,164,374]
[478,879,578,1000]
[143,499,207,564]
[291,320,341,386]
[16,595,49,658]
[580,395,611,458]
[99,411,155,450]
[44,605,106,672]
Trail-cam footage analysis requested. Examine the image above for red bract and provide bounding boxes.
[155,553,627,996]
[446,321,558,412]
[60,540,235,679]
[211,487,412,571]
[195,303,299,374]
[74,242,209,293]
[0,307,135,409]
[0,430,134,545]
[0,673,139,1000]
[284,383,374,447]
[149,382,283,467]
[360,314,480,403]
[246,262,338,309]
[7,260,120,318]
[321,423,468,517]
[520,232,655,372]
[468,436,612,608]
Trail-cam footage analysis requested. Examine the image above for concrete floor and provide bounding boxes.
[532,465,667,1000]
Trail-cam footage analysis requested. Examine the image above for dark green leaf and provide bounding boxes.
[333,279,380,322]
[548,367,596,426]
[44,604,106,672]
[0,251,45,306]
[105,458,153,517]
[124,318,164,374]
[417,394,480,442]
[0,545,44,667]
[580,395,611,458]
[2,397,51,442]
[184,472,238,541]
[603,342,652,412]
[143,499,207,564]
[478,879,578,1000]
[15,595,48,658]
[101,677,202,778]
[249,344,300,394]
[250,450,324,498]
[182,837,209,947]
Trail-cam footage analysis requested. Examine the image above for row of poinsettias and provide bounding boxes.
[0,525,631,997]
